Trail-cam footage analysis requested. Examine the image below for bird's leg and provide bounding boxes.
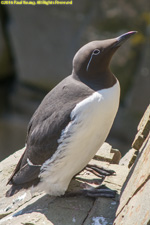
[82,184,116,198]
[85,164,116,178]
[78,164,116,197]
[64,164,116,198]
[64,184,116,198]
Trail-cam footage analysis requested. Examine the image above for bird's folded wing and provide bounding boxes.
[8,76,93,185]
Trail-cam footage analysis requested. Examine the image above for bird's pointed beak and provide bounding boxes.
[115,31,137,47]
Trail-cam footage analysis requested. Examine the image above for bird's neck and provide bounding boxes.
[72,69,117,91]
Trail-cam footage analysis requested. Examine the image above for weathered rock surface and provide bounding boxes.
[132,104,150,150]
[114,104,150,225]
[94,142,121,164]
[0,143,128,225]
[119,148,137,168]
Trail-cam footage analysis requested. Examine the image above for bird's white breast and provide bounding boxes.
[35,80,120,196]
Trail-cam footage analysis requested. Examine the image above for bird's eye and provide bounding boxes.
[86,49,100,72]
[93,49,100,55]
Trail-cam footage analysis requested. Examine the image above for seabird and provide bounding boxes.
[6,31,137,197]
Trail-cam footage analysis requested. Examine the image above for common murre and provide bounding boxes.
[6,31,137,197]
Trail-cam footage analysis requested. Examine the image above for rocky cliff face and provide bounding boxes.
[0,2,150,160]
[0,105,149,225]
[114,104,150,225]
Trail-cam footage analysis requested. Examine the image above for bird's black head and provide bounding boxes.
[72,31,137,86]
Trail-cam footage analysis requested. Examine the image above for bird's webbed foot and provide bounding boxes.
[82,184,116,198]
[85,164,115,178]
[64,184,116,198]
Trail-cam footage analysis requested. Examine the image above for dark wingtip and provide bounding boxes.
[6,178,41,197]
[6,185,22,197]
